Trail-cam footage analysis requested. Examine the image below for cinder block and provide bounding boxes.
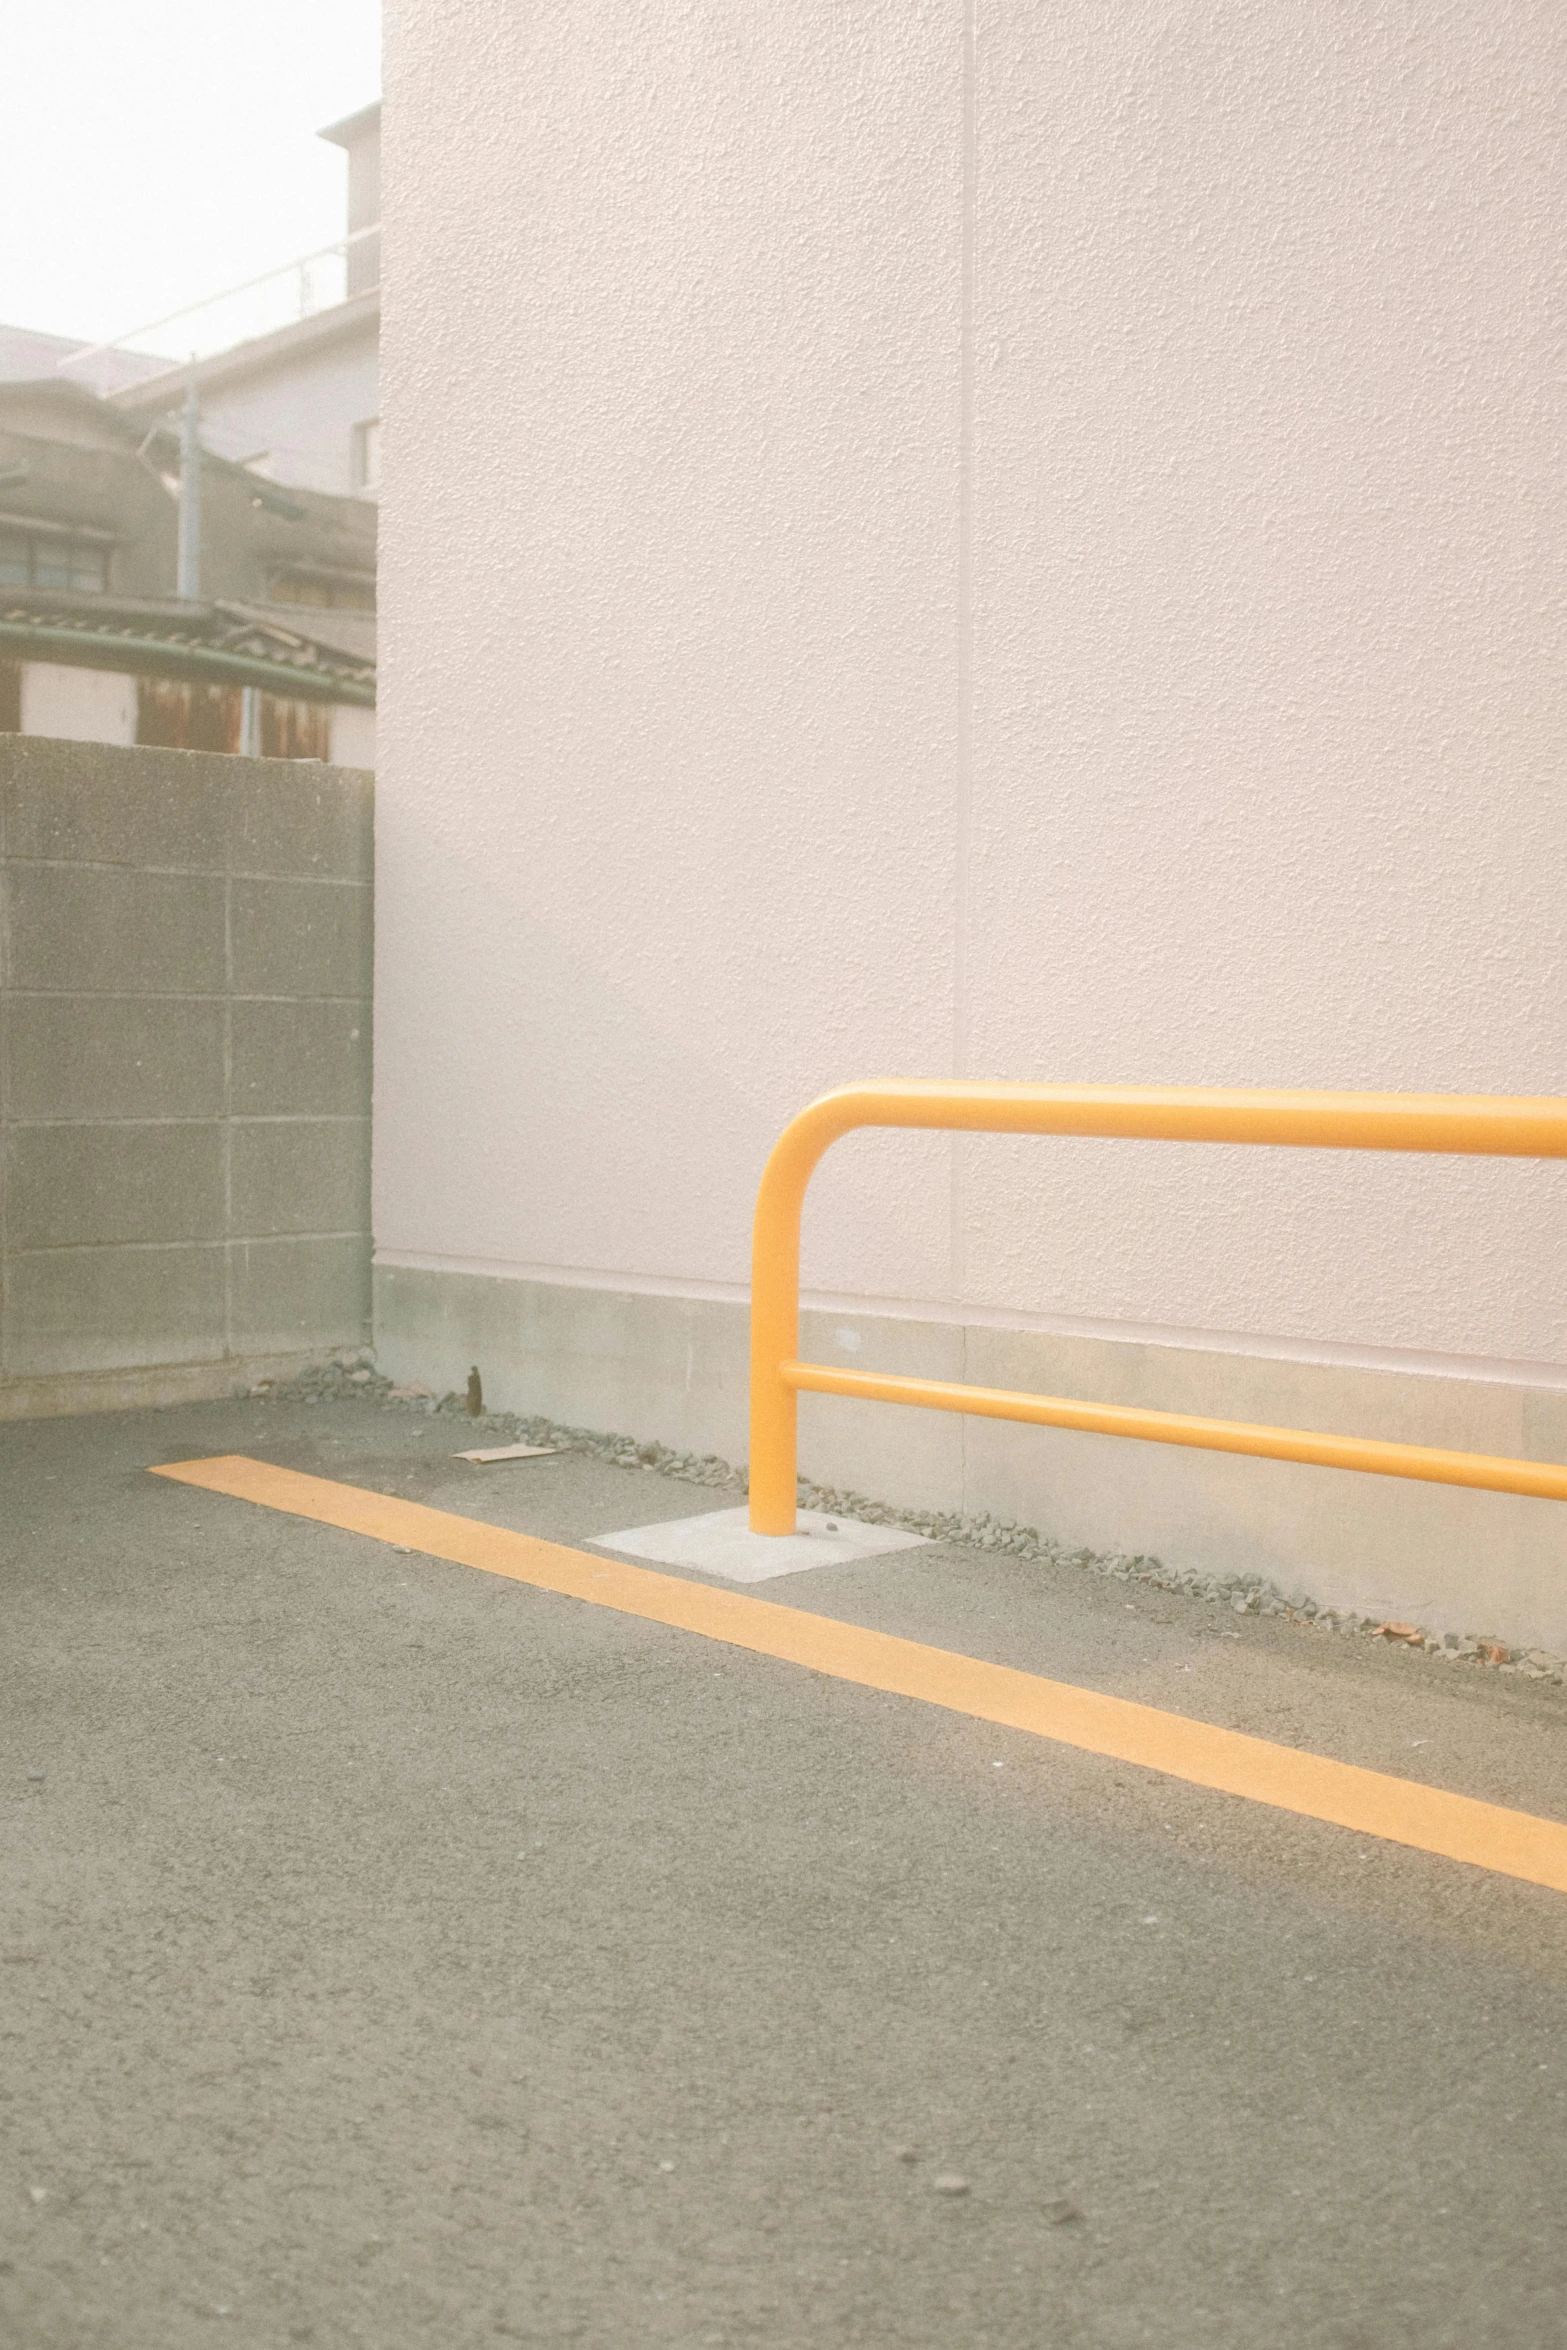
[230,877,372,1000]
[228,761,373,882]
[228,1233,371,1355]
[6,1121,224,1248]
[230,1118,370,1238]
[4,864,225,994]
[1,739,376,1388]
[1,736,226,869]
[4,1243,225,1375]
[231,1000,371,1118]
[1,996,225,1121]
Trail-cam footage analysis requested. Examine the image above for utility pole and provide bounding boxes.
[177,362,202,599]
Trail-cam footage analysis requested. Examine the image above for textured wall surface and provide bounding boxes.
[377,4,1565,1562]
[0,736,373,1415]
[961,3,1566,1363]
[380,0,963,1311]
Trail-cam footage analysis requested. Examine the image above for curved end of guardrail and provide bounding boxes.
[746,1080,1567,1538]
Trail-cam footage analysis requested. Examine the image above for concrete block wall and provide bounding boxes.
[0,734,372,1418]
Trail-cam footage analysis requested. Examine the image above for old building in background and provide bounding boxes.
[0,102,378,762]
[0,378,374,763]
[108,105,382,504]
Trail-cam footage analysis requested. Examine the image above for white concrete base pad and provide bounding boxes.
[588,1505,929,1583]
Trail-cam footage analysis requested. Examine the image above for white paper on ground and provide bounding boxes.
[587,1505,928,1583]
[455,1443,564,1464]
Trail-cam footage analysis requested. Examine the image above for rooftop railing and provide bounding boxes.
[56,224,381,383]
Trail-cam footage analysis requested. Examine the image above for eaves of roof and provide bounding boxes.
[0,320,172,392]
[0,591,376,705]
[0,376,155,446]
[223,599,376,665]
[319,100,381,148]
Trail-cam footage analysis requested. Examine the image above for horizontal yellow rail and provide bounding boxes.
[781,1362,1567,1505]
[748,1083,1567,1535]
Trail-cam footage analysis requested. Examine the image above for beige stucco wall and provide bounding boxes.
[20,663,136,746]
[329,703,376,772]
[376,4,1566,1638]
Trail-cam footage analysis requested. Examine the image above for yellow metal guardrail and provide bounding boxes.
[747,1083,1567,1535]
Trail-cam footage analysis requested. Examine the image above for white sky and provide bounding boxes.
[0,0,381,347]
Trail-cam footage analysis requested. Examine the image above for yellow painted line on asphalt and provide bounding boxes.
[150,1454,1567,1895]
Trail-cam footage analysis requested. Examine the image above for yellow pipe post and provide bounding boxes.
[747,1083,1567,1536]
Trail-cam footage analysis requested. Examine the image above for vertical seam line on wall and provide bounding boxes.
[953,0,977,1113]
[954,0,978,1506]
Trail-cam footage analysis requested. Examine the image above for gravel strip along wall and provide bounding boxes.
[257,1353,1567,1692]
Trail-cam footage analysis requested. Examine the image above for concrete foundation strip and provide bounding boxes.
[151,1453,1567,1896]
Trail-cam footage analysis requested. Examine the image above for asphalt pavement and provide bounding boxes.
[3,1392,1566,2349]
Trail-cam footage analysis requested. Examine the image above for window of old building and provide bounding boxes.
[0,529,108,592]
[267,567,375,612]
[352,417,380,492]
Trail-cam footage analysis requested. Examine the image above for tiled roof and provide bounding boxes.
[0,591,375,703]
